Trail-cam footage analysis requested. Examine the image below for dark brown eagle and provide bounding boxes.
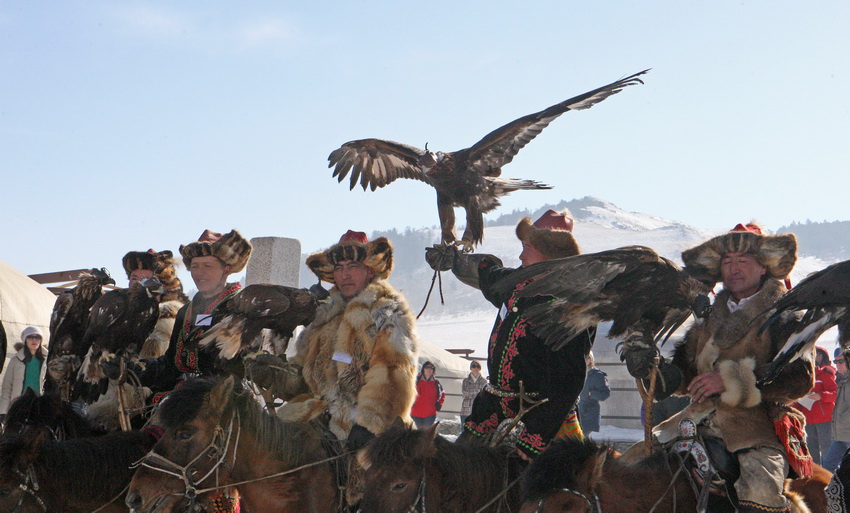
[328,70,648,247]
[759,259,850,383]
[79,277,165,390]
[200,284,319,360]
[487,246,710,351]
[45,268,115,396]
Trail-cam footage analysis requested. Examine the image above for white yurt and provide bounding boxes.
[0,261,55,376]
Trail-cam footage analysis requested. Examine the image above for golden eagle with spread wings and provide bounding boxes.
[328,70,648,247]
[486,246,710,351]
[759,259,850,383]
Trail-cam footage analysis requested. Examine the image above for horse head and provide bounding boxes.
[0,430,50,513]
[358,419,442,513]
[126,376,237,513]
[520,437,609,513]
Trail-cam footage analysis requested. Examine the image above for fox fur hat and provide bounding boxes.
[681,223,797,287]
[516,209,580,259]
[307,230,393,284]
[179,229,253,273]
[123,249,187,302]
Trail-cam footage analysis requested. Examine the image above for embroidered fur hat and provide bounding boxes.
[681,222,797,287]
[515,209,580,259]
[306,230,393,284]
[179,229,253,273]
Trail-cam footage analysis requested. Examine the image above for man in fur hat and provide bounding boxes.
[122,249,189,358]
[427,209,596,459]
[624,223,813,513]
[104,230,252,399]
[279,230,419,450]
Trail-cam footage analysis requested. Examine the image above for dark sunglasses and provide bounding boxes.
[836,359,846,364]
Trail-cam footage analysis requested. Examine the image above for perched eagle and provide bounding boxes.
[200,284,319,360]
[759,259,850,384]
[487,246,710,351]
[45,268,115,396]
[328,70,648,247]
[78,277,165,391]
[47,268,115,360]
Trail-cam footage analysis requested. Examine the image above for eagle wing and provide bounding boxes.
[327,139,434,191]
[491,246,704,351]
[466,70,649,175]
[49,291,74,338]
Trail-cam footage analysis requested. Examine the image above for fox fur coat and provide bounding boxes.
[281,278,419,439]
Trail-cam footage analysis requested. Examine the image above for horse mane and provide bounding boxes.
[0,430,154,502]
[4,390,105,438]
[159,377,325,468]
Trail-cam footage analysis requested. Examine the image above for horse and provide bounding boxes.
[519,437,831,513]
[358,420,527,513]
[3,388,106,439]
[0,428,157,513]
[125,376,341,513]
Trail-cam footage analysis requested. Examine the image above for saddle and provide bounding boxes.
[671,418,739,512]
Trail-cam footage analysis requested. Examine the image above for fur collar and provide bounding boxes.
[311,279,408,327]
[708,278,786,349]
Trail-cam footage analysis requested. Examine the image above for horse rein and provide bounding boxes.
[12,467,47,513]
[532,487,601,513]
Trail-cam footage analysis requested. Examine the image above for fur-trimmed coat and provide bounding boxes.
[284,279,419,439]
[669,279,815,451]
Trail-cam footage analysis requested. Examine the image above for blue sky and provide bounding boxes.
[2,2,848,284]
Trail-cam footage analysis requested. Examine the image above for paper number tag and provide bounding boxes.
[499,304,508,321]
[196,314,213,327]
[332,351,353,364]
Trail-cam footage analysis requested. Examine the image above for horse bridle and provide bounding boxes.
[532,487,601,513]
[12,466,47,513]
[134,410,240,510]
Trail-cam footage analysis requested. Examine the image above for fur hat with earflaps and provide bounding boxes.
[516,209,580,259]
[180,229,253,273]
[681,222,797,287]
[307,230,393,284]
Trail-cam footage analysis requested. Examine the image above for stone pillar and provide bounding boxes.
[245,237,302,288]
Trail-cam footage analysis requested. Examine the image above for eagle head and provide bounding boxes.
[141,277,166,300]
[91,267,116,287]
[418,149,438,172]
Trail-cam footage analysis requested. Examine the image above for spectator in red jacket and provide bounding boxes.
[793,346,837,464]
[411,361,445,429]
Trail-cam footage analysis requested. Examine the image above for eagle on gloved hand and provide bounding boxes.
[327,70,648,248]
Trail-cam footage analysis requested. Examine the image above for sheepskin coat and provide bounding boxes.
[670,278,815,452]
[287,279,419,439]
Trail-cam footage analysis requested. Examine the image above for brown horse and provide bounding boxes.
[0,428,156,513]
[519,437,831,513]
[358,420,527,513]
[125,376,341,513]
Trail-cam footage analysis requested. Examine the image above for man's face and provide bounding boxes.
[720,251,766,301]
[129,269,154,288]
[333,260,374,299]
[835,354,846,377]
[190,256,231,297]
[519,241,548,267]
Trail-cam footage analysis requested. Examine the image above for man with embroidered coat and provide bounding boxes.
[280,231,419,450]
[429,210,596,458]
[107,230,252,400]
[627,224,814,513]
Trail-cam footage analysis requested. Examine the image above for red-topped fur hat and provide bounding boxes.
[306,230,393,284]
[179,229,253,273]
[681,222,797,287]
[515,209,580,259]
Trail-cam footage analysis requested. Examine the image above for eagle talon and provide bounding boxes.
[455,239,475,254]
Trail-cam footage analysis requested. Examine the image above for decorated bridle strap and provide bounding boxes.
[135,410,240,496]
[13,467,47,513]
[533,488,601,513]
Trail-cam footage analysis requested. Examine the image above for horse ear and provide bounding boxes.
[209,376,236,417]
[391,417,407,429]
[579,445,608,493]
